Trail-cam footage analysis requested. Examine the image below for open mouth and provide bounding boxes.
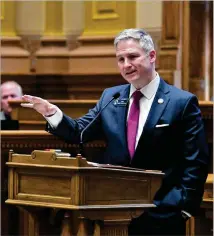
[125,70,137,76]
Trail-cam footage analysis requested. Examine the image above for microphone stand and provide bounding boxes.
[78,93,120,157]
[79,140,84,157]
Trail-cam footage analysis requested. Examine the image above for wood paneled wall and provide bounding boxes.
[2,1,212,99]
[1,74,126,100]
[1,1,136,75]
[158,1,213,100]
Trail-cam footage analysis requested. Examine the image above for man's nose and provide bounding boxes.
[123,59,131,67]
[6,97,12,101]
[8,96,16,100]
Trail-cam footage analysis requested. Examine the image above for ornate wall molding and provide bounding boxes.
[35,36,69,74]
[69,35,118,75]
[20,35,41,72]
[1,36,30,74]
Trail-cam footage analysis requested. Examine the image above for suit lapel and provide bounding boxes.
[134,79,170,157]
[143,80,170,132]
[114,85,130,152]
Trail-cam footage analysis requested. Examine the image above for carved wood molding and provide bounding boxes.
[199,101,213,119]
[1,36,30,74]
[203,174,213,201]
[1,74,125,100]
[1,131,106,150]
[9,100,214,120]
[158,1,182,86]
[35,36,69,74]
[20,35,41,72]
[69,35,119,75]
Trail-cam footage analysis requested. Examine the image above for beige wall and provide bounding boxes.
[136,1,162,65]
[136,1,162,31]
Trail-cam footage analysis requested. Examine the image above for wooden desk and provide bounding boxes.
[189,173,213,236]
[9,101,213,137]
[10,100,98,130]
[199,101,213,144]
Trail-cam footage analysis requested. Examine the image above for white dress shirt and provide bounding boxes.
[45,104,63,128]
[127,74,160,149]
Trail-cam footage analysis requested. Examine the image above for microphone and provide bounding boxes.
[79,92,120,156]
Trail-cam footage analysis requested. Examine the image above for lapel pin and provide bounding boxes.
[158,98,164,104]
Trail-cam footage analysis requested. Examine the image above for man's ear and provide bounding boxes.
[149,50,156,63]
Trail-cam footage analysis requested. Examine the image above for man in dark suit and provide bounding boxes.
[22,29,209,235]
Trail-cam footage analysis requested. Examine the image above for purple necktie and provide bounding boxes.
[127,90,143,158]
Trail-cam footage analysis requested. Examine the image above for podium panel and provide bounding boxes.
[6,150,164,236]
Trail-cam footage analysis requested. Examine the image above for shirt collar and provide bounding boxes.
[0,111,6,120]
[129,73,160,100]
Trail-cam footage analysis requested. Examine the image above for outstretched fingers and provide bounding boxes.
[22,95,43,104]
[21,95,45,108]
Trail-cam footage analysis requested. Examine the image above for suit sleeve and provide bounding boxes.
[46,90,107,144]
[180,95,209,214]
[156,95,209,215]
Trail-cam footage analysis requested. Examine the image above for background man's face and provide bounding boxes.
[116,39,155,88]
[1,85,22,114]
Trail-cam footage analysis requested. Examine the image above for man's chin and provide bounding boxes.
[125,76,139,84]
[6,109,12,114]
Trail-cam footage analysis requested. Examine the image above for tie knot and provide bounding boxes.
[132,90,143,101]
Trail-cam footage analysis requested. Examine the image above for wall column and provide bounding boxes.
[16,1,44,73]
[158,1,183,86]
[1,1,30,74]
[63,1,84,50]
[35,1,69,74]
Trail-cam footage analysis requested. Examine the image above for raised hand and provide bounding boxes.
[21,95,57,117]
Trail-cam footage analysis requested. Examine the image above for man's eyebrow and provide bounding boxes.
[116,52,133,57]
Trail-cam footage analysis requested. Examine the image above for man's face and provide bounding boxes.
[1,84,22,115]
[116,39,156,88]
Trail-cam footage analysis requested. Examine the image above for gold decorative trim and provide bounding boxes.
[92,2,119,20]
[44,1,63,37]
[0,1,4,20]
[1,143,106,149]
[84,1,135,37]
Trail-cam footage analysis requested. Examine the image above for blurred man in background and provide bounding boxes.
[0,81,23,120]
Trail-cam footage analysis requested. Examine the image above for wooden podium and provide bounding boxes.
[6,150,164,236]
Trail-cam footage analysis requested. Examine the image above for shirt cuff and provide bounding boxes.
[181,210,192,218]
[43,106,63,129]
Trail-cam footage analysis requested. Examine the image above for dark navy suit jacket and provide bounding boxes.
[48,78,209,216]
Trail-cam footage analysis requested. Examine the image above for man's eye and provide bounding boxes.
[129,55,137,60]
[118,58,124,63]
